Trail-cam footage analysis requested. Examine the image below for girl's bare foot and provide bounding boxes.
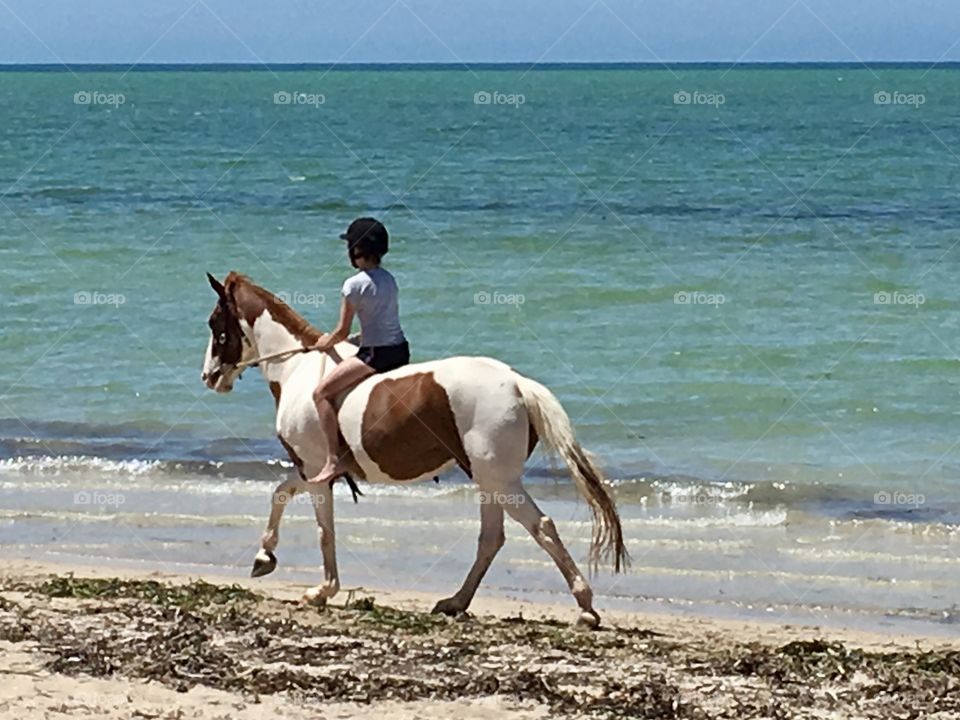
[306,461,345,484]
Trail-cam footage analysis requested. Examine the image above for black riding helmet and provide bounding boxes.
[341,217,388,266]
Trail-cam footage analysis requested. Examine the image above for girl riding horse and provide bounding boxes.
[306,218,409,485]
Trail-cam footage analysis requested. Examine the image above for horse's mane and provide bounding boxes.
[224,271,323,345]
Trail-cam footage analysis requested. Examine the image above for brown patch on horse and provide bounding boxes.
[513,384,538,458]
[224,272,322,346]
[206,294,245,368]
[361,372,469,481]
[269,381,282,408]
[335,436,367,481]
[527,422,538,458]
[277,434,307,481]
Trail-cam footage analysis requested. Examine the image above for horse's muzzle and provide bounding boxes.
[202,369,222,390]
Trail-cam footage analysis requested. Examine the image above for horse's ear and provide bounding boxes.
[207,272,227,302]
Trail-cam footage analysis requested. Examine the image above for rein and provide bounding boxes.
[236,346,314,370]
[235,345,329,390]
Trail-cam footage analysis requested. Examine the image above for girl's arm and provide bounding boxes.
[312,298,355,350]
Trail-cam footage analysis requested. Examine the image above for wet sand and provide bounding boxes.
[1,559,958,719]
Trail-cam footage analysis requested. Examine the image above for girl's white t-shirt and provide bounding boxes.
[341,268,406,347]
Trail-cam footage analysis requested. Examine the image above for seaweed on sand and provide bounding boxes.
[2,574,959,719]
[28,573,260,610]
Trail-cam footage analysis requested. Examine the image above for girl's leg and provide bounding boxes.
[308,356,375,484]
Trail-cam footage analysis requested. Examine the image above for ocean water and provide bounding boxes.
[2,65,960,632]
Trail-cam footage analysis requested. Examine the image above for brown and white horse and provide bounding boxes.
[201,272,628,627]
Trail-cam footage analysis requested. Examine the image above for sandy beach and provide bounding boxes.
[1,558,958,719]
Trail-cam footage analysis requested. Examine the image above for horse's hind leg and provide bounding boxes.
[432,499,505,616]
[251,477,299,577]
[502,484,600,628]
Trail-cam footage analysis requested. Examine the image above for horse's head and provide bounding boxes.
[201,272,256,393]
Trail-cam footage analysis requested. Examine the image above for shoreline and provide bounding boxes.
[5,488,959,640]
[5,556,957,651]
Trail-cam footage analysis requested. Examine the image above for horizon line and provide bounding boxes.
[0,60,955,72]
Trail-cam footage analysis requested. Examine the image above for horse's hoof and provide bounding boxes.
[250,549,277,578]
[576,610,601,629]
[431,598,466,617]
[302,589,327,608]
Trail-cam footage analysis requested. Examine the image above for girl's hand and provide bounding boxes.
[308,300,355,353]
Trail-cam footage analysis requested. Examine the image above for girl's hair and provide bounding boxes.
[350,245,382,264]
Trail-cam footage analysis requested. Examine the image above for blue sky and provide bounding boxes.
[2,0,959,64]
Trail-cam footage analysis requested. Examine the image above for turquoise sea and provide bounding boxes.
[3,65,960,632]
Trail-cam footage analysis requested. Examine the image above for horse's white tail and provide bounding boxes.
[514,373,630,573]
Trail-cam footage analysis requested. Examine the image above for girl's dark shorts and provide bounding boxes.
[356,341,410,374]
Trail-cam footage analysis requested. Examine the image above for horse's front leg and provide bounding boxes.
[251,476,299,577]
[302,481,340,606]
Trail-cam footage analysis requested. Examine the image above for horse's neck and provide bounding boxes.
[247,311,354,386]
[247,312,313,385]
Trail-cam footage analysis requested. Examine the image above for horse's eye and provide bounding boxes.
[218,332,226,345]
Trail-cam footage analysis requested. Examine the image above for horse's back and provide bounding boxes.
[339,356,527,483]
